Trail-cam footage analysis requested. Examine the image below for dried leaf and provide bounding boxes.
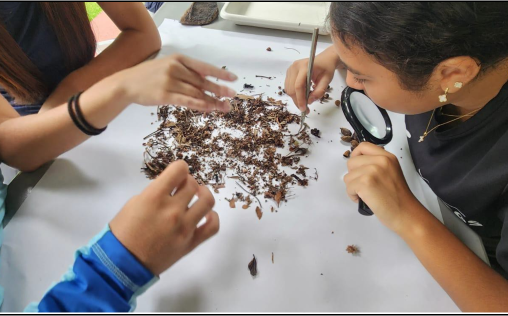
[256,206,263,220]
[212,183,225,191]
[236,94,255,100]
[242,204,249,209]
[346,245,359,254]
[274,191,282,207]
[248,255,257,276]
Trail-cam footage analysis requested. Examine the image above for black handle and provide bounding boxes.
[358,199,374,216]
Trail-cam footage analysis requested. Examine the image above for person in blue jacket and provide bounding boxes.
[0,2,238,312]
[2,159,216,312]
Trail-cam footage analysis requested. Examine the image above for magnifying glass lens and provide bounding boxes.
[349,92,387,139]
[341,87,394,216]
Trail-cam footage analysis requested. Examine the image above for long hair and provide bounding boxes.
[329,2,508,91]
[0,3,96,104]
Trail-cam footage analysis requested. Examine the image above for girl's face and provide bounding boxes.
[332,36,442,115]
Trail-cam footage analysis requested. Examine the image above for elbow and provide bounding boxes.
[147,29,162,55]
[1,154,46,173]
[11,161,44,173]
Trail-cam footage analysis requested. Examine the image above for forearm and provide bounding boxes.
[26,227,157,312]
[40,13,161,111]
[400,200,508,312]
[0,76,129,171]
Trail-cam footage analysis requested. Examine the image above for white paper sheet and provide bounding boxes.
[0,19,458,312]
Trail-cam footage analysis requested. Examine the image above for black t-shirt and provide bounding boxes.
[0,2,69,114]
[406,81,508,277]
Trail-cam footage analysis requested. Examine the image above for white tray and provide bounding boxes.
[220,2,331,35]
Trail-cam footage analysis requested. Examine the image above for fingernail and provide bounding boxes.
[226,88,236,97]
[228,72,238,81]
[222,100,232,112]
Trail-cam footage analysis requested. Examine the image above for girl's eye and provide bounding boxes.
[354,77,366,84]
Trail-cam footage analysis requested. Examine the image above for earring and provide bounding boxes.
[439,88,449,103]
[454,82,463,89]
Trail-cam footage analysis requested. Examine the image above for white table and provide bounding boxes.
[0,15,465,312]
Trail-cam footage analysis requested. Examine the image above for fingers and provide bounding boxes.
[347,154,392,172]
[172,175,200,207]
[146,160,189,198]
[294,68,308,112]
[175,67,237,99]
[189,210,220,250]
[177,54,238,82]
[201,79,236,98]
[308,74,331,103]
[350,142,388,158]
[166,93,208,111]
[185,185,215,226]
[170,82,231,112]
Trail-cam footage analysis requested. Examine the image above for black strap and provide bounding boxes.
[72,92,107,135]
[68,92,107,136]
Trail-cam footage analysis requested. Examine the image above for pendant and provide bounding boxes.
[419,135,425,143]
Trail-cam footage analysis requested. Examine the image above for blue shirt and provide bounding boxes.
[0,170,158,312]
[0,2,71,115]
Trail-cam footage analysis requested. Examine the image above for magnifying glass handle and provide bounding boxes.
[358,199,374,216]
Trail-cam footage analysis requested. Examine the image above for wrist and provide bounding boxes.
[395,196,439,241]
[77,75,131,129]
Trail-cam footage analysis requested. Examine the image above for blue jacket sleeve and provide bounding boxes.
[25,226,158,313]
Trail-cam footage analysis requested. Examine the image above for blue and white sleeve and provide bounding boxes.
[25,226,158,313]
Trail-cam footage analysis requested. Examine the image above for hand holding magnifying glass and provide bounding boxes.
[340,87,393,216]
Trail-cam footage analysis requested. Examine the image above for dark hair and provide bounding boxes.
[329,2,508,91]
[0,3,96,104]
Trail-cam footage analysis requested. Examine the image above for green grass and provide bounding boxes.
[85,2,103,21]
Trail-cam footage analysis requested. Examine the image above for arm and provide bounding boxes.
[344,142,508,312]
[284,46,342,112]
[0,55,237,172]
[26,160,219,312]
[0,76,128,172]
[39,2,161,112]
[26,228,157,313]
[400,199,508,312]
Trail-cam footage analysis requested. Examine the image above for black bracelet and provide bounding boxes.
[72,92,107,135]
[68,94,96,136]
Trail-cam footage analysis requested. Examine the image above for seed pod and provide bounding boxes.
[351,140,359,148]
[340,128,352,136]
[343,150,351,158]
[266,47,272,51]
[352,132,359,142]
[335,100,341,107]
[248,255,257,276]
[341,136,353,142]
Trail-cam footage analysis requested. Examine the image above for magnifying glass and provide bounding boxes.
[341,86,393,216]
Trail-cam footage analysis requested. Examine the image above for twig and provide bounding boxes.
[236,181,262,208]
[255,75,272,79]
[284,47,300,54]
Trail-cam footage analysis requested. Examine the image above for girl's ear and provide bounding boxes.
[436,56,480,93]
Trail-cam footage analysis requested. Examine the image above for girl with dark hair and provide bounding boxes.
[285,2,508,311]
[0,2,238,312]
[0,2,161,115]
